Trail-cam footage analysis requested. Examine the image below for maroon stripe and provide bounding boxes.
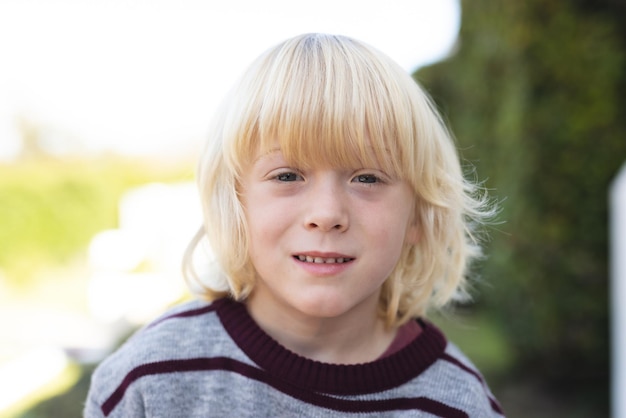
[440,353,504,415]
[440,353,484,382]
[101,357,467,417]
[489,396,504,415]
[147,304,216,329]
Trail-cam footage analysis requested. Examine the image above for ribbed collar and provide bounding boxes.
[215,298,447,395]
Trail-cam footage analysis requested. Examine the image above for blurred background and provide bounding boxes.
[1,0,624,417]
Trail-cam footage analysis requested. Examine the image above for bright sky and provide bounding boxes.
[0,0,460,160]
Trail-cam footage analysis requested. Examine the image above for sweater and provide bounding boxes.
[84,298,504,417]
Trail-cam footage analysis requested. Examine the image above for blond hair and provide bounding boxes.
[184,33,493,326]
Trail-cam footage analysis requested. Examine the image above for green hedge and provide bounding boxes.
[417,0,625,409]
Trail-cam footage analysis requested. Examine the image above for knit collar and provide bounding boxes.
[215,297,447,395]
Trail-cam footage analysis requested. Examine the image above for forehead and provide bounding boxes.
[251,135,399,172]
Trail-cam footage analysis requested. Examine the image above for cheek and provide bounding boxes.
[244,195,294,256]
[378,204,413,239]
[247,200,283,233]
[243,190,272,231]
[375,207,416,258]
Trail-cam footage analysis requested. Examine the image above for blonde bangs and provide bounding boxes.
[231,34,408,178]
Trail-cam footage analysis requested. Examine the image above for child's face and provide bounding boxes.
[240,147,418,324]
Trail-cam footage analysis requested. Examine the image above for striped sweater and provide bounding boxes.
[85,298,504,417]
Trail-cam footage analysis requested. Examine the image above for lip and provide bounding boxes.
[292,251,355,276]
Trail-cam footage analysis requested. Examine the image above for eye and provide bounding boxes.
[275,172,302,182]
[353,174,380,184]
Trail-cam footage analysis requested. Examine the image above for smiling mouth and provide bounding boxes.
[294,255,355,264]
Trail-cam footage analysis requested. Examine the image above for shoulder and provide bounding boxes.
[118,298,223,356]
[385,320,504,417]
[427,339,504,417]
[85,298,227,416]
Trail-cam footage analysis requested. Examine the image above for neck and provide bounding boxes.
[246,292,396,364]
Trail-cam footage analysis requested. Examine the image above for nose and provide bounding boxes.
[303,176,349,233]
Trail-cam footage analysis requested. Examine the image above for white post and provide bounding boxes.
[611,163,626,418]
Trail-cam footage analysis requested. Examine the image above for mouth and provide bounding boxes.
[294,255,355,264]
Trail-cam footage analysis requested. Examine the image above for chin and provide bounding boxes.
[294,296,358,319]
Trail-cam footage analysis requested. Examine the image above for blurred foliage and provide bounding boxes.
[417,0,626,410]
[0,157,193,286]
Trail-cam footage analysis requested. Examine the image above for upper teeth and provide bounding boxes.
[297,255,351,264]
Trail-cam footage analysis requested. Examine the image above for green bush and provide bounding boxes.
[417,0,625,408]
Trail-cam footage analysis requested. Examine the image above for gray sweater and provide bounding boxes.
[84,298,504,417]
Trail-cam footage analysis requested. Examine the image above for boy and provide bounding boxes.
[85,33,503,417]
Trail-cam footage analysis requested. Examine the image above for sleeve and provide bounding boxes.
[83,366,146,418]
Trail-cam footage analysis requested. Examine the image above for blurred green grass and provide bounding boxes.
[0,157,193,287]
